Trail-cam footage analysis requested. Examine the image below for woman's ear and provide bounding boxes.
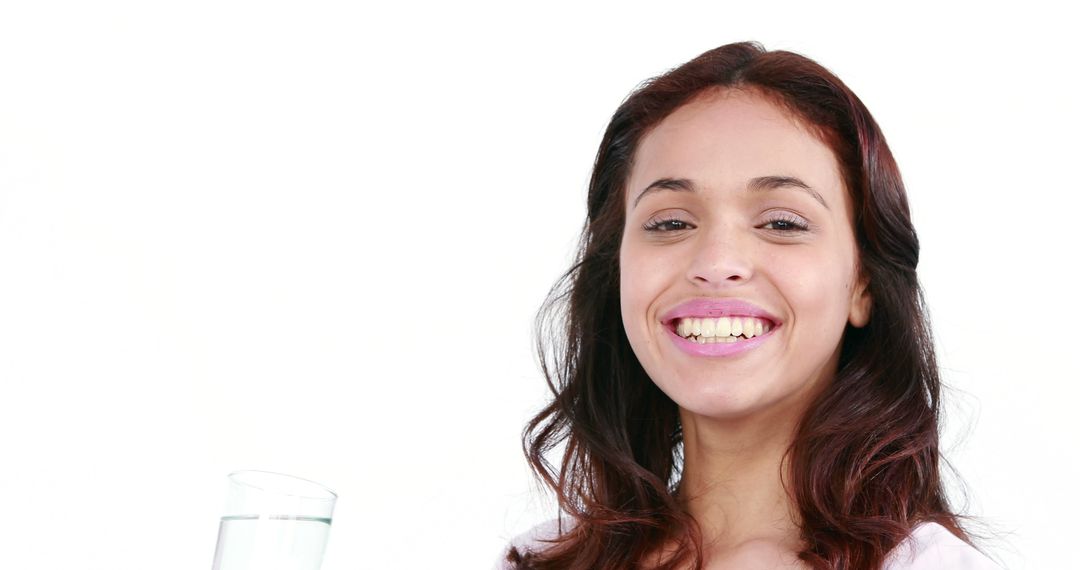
[848,271,872,328]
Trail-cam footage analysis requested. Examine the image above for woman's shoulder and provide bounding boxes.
[883,521,1003,570]
[494,518,1003,569]
[492,517,576,569]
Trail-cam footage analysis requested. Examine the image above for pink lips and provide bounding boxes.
[660,298,781,358]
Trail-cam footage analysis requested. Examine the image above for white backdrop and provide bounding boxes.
[0,1,1074,569]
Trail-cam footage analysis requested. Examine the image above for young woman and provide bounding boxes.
[497,42,1000,569]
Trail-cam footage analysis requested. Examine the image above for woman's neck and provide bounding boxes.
[676,407,806,558]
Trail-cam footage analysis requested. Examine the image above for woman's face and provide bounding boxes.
[619,88,871,423]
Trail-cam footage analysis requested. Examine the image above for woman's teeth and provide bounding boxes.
[675,317,772,343]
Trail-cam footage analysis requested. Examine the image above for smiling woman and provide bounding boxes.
[497,42,1001,570]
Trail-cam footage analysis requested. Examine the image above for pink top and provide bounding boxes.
[494,518,1002,569]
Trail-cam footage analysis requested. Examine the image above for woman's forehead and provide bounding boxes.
[628,90,848,210]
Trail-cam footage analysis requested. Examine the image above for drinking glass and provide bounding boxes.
[210,470,338,570]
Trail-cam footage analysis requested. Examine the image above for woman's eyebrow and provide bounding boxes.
[632,178,694,208]
[748,175,830,210]
[632,175,829,210]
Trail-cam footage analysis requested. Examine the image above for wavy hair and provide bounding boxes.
[507,41,974,569]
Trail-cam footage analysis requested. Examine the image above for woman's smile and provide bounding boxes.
[660,297,782,357]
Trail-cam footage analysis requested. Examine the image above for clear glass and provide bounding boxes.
[210,470,338,570]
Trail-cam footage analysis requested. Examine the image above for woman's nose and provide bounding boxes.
[685,224,754,287]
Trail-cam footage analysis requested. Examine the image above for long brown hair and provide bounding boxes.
[508,41,974,570]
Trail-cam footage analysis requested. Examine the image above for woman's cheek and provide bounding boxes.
[620,249,659,340]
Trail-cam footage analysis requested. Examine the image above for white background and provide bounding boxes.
[0,1,1075,569]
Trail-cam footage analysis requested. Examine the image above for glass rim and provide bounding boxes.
[227,469,338,501]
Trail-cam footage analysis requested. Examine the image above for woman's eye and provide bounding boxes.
[760,215,810,232]
[642,217,691,232]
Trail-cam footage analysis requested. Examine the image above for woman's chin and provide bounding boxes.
[660,381,768,420]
